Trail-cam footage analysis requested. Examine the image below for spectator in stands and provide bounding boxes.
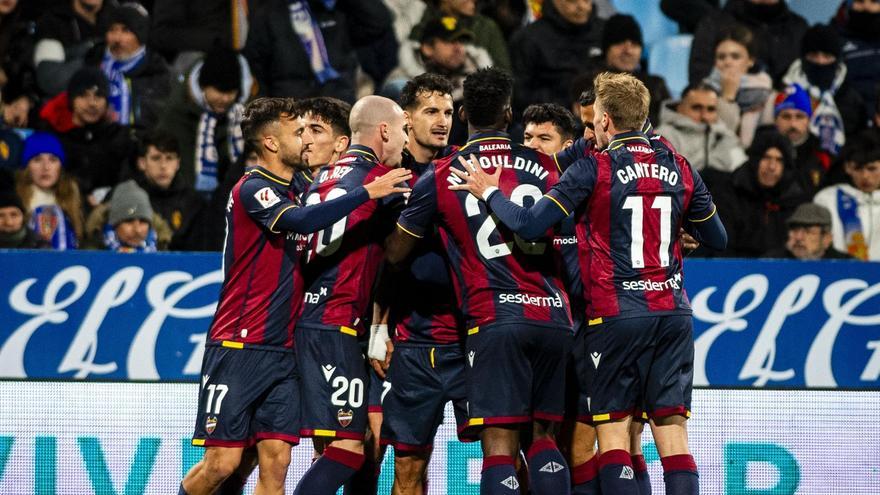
[32,0,108,97]
[1,78,34,129]
[836,0,880,116]
[409,0,511,70]
[85,179,172,252]
[15,131,84,250]
[780,24,867,156]
[597,14,670,124]
[0,0,34,88]
[763,203,853,260]
[771,84,832,194]
[44,68,137,207]
[658,82,746,173]
[689,0,808,86]
[703,24,773,148]
[713,129,810,257]
[243,0,391,103]
[814,137,880,260]
[134,130,205,251]
[661,0,720,34]
[509,0,605,114]
[0,125,21,170]
[150,0,268,63]
[385,17,491,102]
[157,46,253,196]
[85,3,170,129]
[0,188,38,248]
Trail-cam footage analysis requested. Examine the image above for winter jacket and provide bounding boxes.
[149,0,272,58]
[409,6,511,70]
[839,32,880,119]
[0,227,40,249]
[83,201,172,251]
[657,103,747,173]
[57,122,138,199]
[509,1,605,113]
[85,45,172,130]
[763,245,854,260]
[791,135,832,196]
[385,40,494,102]
[712,158,811,258]
[689,0,808,85]
[814,183,880,261]
[32,4,108,96]
[134,175,206,251]
[243,0,392,102]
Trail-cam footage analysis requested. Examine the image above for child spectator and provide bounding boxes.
[134,130,206,251]
[15,131,83,250]
[84,179,172,252]
[0,188,38,248]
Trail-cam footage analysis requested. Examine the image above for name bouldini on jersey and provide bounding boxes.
[447,155,550,187]
[616,161,679,186]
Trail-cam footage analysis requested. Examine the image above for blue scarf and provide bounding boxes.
[288,0,341,84]
[188,60,249,194]
[29,204,77,250]
[102,222,158,253]
[836,188,868,260]
[101,46,147,125]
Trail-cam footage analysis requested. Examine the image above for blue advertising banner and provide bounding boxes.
[0,251,878,387]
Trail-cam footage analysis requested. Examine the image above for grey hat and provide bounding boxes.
[109,180,153,226]
[787,203,831,228]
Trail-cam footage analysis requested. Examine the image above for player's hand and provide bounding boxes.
[679,228,699,253]
[448,154,502,199]
[365,168,413,199]
[370,341,394,379]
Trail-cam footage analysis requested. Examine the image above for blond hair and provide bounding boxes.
[593,72,650,131]
[15,170,85,241]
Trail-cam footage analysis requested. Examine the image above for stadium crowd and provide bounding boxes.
[0,0,878,260]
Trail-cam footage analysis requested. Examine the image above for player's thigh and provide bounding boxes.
[465,324,532,426]
[296,326,369,440]
[526,324,574,421]
[382,345,448,450]
[251,354,300,445]
[644,315,694,419]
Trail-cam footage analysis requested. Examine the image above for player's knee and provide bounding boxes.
[202,451,241,481]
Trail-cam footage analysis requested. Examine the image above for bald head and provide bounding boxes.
[350,95,405,135]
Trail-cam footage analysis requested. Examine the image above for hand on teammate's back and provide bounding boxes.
[448,154,502,199]
[364,168,413,199]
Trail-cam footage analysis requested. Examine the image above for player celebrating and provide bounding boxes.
[179,98,411,495]
[386,68,574,495]
[293,95,410,495]
[299,97,352,176]
[368,73,466,495]
[450,72,727,495]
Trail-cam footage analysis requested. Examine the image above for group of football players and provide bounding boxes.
[178,67,727,495]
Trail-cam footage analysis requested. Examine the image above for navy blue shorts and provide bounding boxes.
[564,324,595,425]
[296,325,368,441]
[368,356,386,415]
[464,322,573,433]
[381,343,472,452]
[192,343,300,448]
[587,314,694,422]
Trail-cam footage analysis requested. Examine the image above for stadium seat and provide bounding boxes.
[787,0,840,26]
[612,0,680,47]
[647,34,694,100]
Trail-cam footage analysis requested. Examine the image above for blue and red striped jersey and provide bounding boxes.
[298,145,405,334]
[391,152,462,345]
[397,132,572,331]
[209,167,309,349]
[546,131,715,320]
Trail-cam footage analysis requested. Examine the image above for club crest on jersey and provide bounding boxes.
[205,416,217,434]
[337,408,353,428]
[254,187,281,208]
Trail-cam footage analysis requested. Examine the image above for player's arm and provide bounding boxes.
[386,168,438,268]
[551,137,592,172]
[368,267,394,378]
[449,154,595,240]
[682,162,727,251]
[245,168,412,234]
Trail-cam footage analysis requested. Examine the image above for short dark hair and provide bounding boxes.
[681,82,718,100]
[297,97,352,137]
[462,67,514,128]
[241,97,299,153]
[398,73,455,111]
[139,129,180,157]
[714,23,757,58]
[522,103,579,141]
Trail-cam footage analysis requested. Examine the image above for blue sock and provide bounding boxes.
[293,446,364,495]
[661,454,699,495]
[481,455,520,495]
[632,454,651,495]
[526,438,570,495]
[177,484,188,495]
[571,457,600,495]
[598,449,640,495]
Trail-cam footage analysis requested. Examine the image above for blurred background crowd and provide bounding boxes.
[0,0,877,261]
